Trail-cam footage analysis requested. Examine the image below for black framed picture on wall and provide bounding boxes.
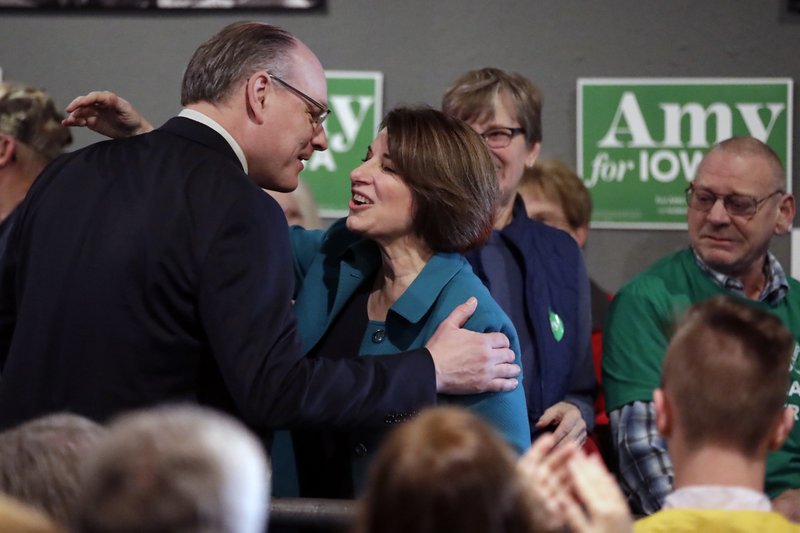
[0,0,323,9]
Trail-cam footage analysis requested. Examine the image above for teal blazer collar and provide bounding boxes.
[332,240,464,325]
[390,253,464,324]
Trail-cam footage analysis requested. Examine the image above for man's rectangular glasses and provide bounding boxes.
[269,73,330,129]
[685,185,783,219]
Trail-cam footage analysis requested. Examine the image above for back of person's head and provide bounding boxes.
[0,494,64,533]
[660,296,793,457]
[356,406,535,533]
[441,67,543,147]
[181,21,296,106]
[0,82,72,163]
[519,158,592,231]
[0,413,105,527]
[380,106,498,253]
[75,405,270,533]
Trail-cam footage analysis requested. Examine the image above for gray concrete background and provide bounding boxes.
[1,0,797,292]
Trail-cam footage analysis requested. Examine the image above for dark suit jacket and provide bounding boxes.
[0,117,435,433]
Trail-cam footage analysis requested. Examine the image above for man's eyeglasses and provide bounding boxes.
[269,73,330,129]
[685,185,784,219]
[478,127,525,149]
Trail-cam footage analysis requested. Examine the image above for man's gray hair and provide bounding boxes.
[181,21,296,106]
[711,136,786,189]
[75,405,270,533]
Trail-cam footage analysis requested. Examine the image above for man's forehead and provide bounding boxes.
[695,150,777,191]
[286,43,327,98]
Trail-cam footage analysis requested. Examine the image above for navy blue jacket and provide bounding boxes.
[465,195,595,435]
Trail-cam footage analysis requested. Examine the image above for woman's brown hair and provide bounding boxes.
[382,106,498,253]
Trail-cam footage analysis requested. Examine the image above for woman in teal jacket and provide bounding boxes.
[286,107,530,498]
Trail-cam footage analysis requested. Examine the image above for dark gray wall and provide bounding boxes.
[1,0,797,292]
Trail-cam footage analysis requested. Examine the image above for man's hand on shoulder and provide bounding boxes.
[426,297,520,394]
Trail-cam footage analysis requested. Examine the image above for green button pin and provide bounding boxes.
[549,310,564,342]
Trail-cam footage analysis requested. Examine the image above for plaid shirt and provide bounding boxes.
[610,401,673,515]
[693,248,789,306]
[610,250,788,515]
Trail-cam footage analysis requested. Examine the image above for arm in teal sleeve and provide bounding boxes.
[289,225,325,298]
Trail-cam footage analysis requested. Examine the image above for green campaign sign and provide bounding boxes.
[578,78,793,229]
[301,71,383,217]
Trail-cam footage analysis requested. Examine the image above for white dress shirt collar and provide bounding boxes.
[663,485,771,512]
[178,108,248,173]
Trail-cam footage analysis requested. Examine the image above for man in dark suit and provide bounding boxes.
[0,22,518,434]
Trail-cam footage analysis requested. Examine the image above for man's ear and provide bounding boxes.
[245,71,272,124]
[775,193,796,235]
[653,388,672,438]
[0,133,17,168]
[768,407,796,451]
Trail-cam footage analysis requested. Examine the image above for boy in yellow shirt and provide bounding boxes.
[635,296,798,532]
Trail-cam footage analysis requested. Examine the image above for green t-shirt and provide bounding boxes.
[603,247,800,497]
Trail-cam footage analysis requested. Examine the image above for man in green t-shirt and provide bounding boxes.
[603,136,800,518]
